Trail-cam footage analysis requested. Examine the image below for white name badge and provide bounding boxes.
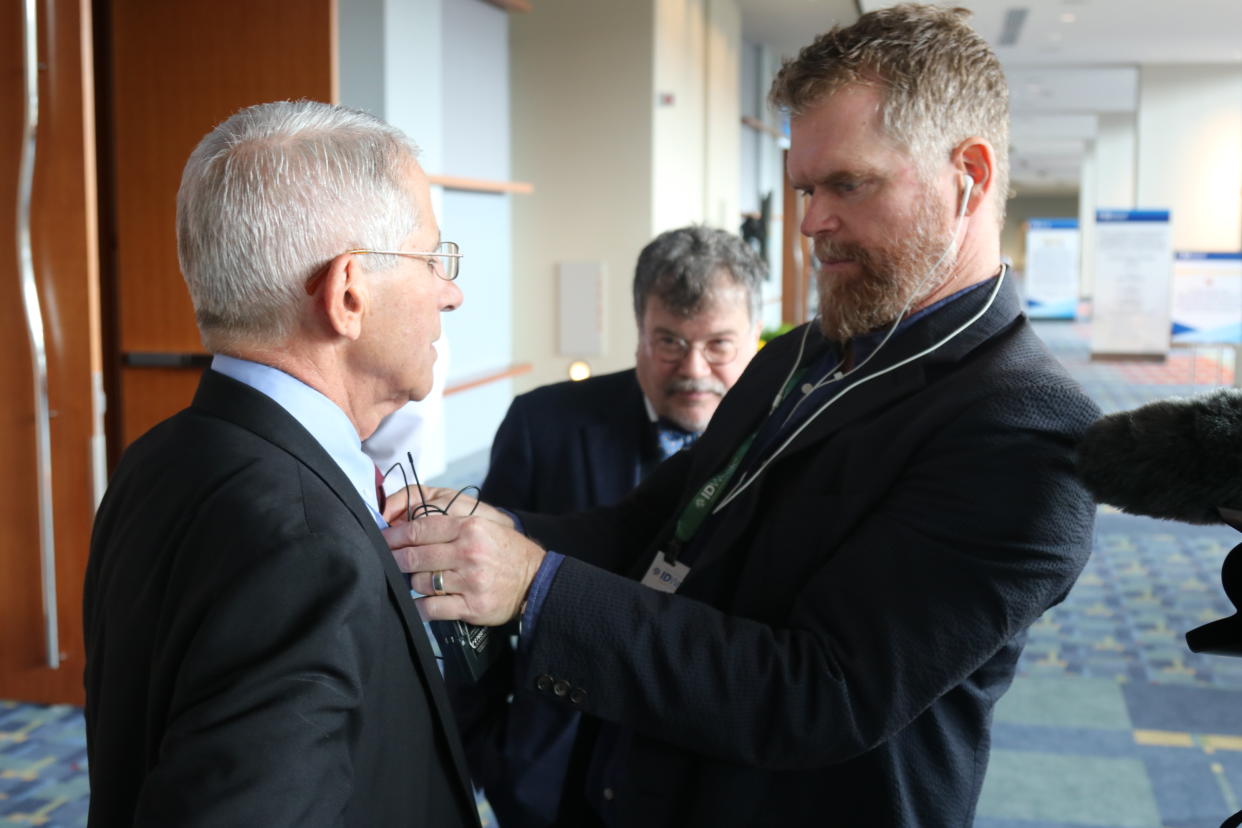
[641,551,691,594]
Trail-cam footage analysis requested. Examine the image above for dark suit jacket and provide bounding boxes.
[492,275,1099,826]
[474,369,658,827]
[481,369,654,514]
[84,370,480,827]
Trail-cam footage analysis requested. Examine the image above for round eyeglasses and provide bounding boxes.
[347,241,462,281]
[646,334,737,365]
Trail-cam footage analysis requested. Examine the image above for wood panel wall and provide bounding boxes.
[0,0,101,704]
[100,0,337,450]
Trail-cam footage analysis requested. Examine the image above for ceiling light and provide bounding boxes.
[1060,12,1076,22]
[568,360,592,381]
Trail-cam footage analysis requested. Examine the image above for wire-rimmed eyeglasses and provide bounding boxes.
[646,334,738,365]
[348,240,463,281]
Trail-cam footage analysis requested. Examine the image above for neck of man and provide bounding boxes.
[222,340,399,441]
[913,213,1003,314]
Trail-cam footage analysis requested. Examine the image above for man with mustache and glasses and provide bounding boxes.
[387,6,1099,825]
[481,225,765,518]
[468,228,762,828]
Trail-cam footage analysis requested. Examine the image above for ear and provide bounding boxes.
[950,137,996,216]
[317,252,368,341]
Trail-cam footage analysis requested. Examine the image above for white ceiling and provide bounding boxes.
[737,0,1242,196]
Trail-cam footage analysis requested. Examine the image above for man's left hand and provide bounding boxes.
[384,514,545,626]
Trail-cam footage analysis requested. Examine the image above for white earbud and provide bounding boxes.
[958,174,973,217]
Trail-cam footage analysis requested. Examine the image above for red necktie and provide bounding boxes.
[373,465,387,513]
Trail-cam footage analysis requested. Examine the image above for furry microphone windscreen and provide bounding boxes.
[1077,388,1242,525]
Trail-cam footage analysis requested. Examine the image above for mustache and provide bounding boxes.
[666,377,726,396]
[813,237,872,269]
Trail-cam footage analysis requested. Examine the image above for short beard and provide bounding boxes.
[813,195,956,342]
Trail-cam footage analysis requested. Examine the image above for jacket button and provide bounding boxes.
[570,687,587,705]
[553,679,571,697]
[535,674,554,692]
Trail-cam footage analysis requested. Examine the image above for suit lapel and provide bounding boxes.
[581,371,648,502]
[190,371,478,813]
[751,272,1021,469]
[675,272,1023,576]
[582,423,641,504]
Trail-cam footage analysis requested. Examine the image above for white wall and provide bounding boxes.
[338,0,514,465]
[1137,64,1242,252]
[438,0,514,463]
[703,0,741,232]
[653,0,709,232]
[510,0,657,391]
[652,0,742,233]
[1078,112,1137,299]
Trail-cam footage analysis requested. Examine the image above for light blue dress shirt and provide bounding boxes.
[211,354,387,529]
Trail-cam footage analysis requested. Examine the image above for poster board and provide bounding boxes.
[1170,252,1242,345]
[1090,209,1173,358]
[1024,218,1079,319]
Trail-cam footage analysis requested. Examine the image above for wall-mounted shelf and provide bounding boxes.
[429,174,534,195]
[482,0,532,11]
[741,115,782,140]
[445,362,533,397]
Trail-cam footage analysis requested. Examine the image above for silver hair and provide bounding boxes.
[632,226,766,327]
[176,100,421,350]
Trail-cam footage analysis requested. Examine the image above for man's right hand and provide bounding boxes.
[384,514,545,626]
[383,485,516,530]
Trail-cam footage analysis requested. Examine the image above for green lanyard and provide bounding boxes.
[665,367,808,564]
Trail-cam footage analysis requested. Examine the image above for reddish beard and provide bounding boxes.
[812,199,956,341]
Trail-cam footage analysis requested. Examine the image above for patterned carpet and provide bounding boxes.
[3,320,1241,827]
[976,322,1242,828]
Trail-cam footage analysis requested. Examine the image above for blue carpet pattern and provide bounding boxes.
[4,320,1241,826]
[976,322,1242,828]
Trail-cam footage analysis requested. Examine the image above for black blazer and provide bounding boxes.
[474,369,658,827]
[481,369,653,514]
[502,276,1100,826]
[84,370,480,827]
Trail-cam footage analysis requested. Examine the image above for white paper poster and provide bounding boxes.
[1170,252,1242,345]
[1024,218,1079,320]
[1090,209,1173,358]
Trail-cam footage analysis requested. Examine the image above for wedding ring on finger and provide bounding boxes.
[431,570,447,596]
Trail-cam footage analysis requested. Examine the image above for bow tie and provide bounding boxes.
[656,419,699,461]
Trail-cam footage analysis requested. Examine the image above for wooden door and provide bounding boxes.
[0,0,103,704]
[97,0,338,449]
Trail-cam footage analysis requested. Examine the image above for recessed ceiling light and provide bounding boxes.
[1060,12,1076,22]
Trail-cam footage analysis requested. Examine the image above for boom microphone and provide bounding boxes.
[1077,388,1242,525]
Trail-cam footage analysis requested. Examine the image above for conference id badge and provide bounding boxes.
[641,551,691,594]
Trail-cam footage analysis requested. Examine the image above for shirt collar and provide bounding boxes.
[643,395,659,424]
[845,276,993,367]
[211,354,385,524]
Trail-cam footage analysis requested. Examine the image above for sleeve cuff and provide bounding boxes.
[518,550,564,644]
[495,506,525,536]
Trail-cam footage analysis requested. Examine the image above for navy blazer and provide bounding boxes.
[85,370,480,827]
[475,369,661,827]
[481,369,655,514]
[501,275,1100,826]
